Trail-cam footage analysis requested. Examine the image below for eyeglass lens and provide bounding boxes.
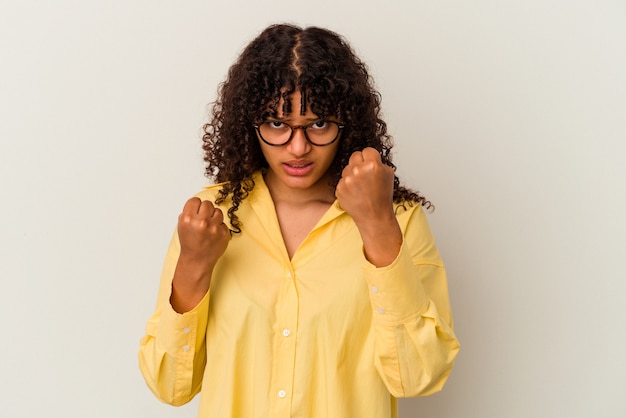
[257,121,340,145]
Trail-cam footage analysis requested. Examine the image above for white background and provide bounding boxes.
[1,1,625,417]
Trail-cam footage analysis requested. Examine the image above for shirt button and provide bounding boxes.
[182,327,191,334]
[278,390,286,398]
[371,285,379,294]
[182,345,190,351]
[377,307,385,315]
[282,329,291,337]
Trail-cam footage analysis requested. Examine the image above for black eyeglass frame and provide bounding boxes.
[253,120,345,147]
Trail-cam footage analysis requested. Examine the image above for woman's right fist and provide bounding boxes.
[177,197,230,268]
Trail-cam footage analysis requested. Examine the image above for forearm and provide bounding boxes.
[171,196,230,313]
[356,210,403,268]
[170,255,214,313]
[374,306,460,397]
[139,290,210,405]
[365,244,459,397]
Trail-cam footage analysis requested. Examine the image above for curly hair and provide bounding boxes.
[202,24,431,233]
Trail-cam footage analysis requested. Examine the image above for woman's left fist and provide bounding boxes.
[335,147,395,225]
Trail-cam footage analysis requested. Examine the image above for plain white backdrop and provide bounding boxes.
[1,1,625,417]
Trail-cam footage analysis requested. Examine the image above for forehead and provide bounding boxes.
[273,90,316,118]
[268,87,338,120]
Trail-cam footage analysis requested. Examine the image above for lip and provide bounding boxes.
[282,160,314,176]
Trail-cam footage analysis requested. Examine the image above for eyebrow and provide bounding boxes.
[268,116,322,122]
[269,116,323,121]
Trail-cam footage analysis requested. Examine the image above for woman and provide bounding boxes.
[139,24,459,418]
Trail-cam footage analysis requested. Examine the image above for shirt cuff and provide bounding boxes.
[363,240,429,324]
[155,290,210,355]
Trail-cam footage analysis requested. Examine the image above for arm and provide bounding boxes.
[335,147,402,268]
[171,197,230,312]
[336,148,460,397]
[364,207,460,397]
[138,197,230,405]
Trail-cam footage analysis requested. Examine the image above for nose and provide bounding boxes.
[287,126,311,156]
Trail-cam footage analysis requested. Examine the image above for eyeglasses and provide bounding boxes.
[254,120,344,146]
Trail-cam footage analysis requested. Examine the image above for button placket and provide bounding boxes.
[268,267,298,416]
[371,284,386,316]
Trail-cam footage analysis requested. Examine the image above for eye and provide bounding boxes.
[268,121,285,129]
[310,120,328,130]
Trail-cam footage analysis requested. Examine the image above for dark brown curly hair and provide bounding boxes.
[202,24,431,233]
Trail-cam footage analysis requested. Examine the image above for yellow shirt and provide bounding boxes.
[139,171,459,418]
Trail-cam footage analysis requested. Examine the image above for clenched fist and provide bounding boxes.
[171,197,230,313]
[335,147,395,224]
[177,197,230,267]
[335,147,402,267]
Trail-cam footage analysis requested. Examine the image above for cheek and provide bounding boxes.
[326,144,341,163]
[258,142,273,162]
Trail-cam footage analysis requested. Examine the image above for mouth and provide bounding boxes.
[285,161,311,168]
[283,161,314,176]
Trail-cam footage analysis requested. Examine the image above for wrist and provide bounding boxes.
[170,284,209,314]
[170,255,214,313]
[357,215,402,268]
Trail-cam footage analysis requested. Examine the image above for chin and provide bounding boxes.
[283,176,319,189]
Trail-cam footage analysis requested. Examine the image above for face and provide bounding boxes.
[258,90,340,197]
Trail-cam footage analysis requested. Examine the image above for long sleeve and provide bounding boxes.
[138,231,210,406]
[364,205,460,397]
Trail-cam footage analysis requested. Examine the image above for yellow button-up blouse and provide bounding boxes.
[139,171,459,418]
